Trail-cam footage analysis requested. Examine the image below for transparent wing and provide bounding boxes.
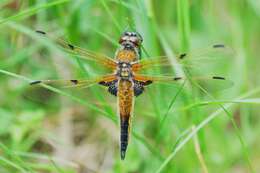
[132,44,234,72]
[134,74,233,91]
[35,30,118,69]
[30,74,117,89]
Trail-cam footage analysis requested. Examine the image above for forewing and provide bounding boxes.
[35,30,117,69]
[132,44,234,72]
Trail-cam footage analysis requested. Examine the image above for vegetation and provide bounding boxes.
[0,0,260,172]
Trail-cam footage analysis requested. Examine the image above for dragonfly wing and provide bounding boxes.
[30,74,117,89]
[134,74,233,92]
[132,44,234,72]
[35,30,118,69]
[132,56,171,71]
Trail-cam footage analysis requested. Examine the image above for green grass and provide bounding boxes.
[1,0,260,172]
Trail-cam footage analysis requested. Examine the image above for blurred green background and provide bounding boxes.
[0,0,260,173]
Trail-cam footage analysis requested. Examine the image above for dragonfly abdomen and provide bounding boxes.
[118,79,134,160]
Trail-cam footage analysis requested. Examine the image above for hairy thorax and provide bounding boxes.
[116,49,138,62]
[99,48,151,97]
[115,49,138,81]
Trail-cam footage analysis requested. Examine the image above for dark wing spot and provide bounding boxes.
[35,30,46,35]
[133,83,144,96]
[179,53,187,59]
[99,81,106,86]
[70,80,78,84]
[212,76,225,80]
[213,44,225,48]
[143,80,153,85]
[68,44,75,50]
[173,77,182,81]
[30,80,42,85]
[99,81,111,86]
[108,85,118,96]
[99,80,118,96]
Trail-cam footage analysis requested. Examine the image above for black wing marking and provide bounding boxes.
[35,30,118,69]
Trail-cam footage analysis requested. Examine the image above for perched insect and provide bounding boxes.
[31,30,233,160]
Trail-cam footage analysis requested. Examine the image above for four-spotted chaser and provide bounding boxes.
[30,30,233,160]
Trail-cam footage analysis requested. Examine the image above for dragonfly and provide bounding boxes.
[30,30,233,160]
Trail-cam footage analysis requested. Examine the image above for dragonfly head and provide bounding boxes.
[119,31,143,50]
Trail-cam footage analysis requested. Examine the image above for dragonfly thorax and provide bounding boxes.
[117,62,133,80]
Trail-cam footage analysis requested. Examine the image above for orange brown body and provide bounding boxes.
[114,38,141,160]
[118,79,134,159]
[100,32,153,160]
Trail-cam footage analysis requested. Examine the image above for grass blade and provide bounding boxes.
[0,0,70,25]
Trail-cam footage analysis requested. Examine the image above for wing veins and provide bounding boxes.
[35,30,117,69]
[133,44,233,71]
[30,74,117,89]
